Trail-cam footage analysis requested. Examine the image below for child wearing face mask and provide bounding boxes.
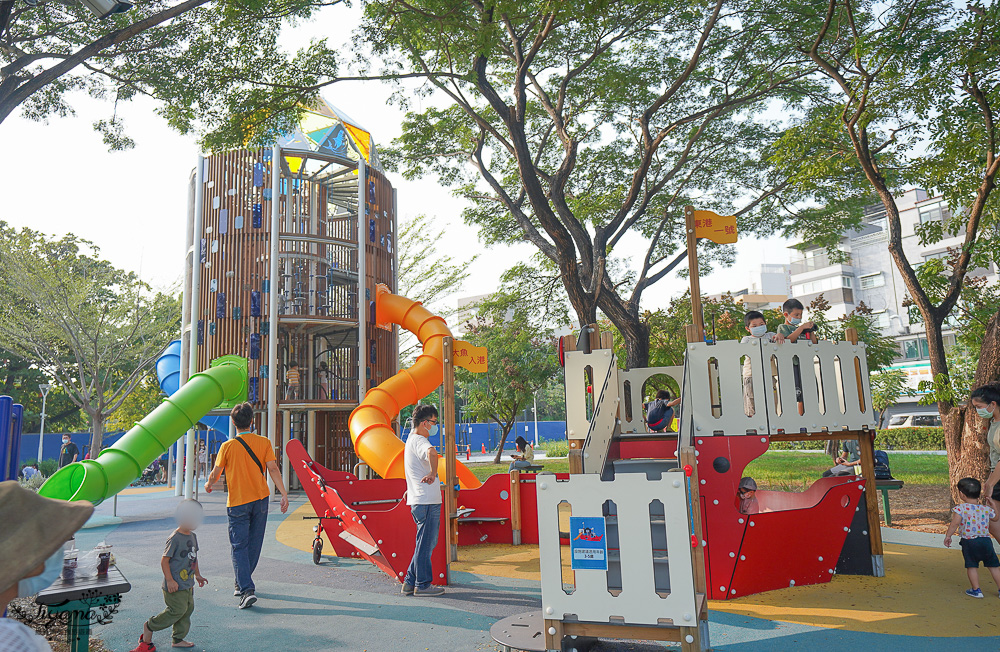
[740,311,784,417]
[776,298,816,416]
[0,481,93,651]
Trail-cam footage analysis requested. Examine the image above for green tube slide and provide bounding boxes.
[39,358,247,505]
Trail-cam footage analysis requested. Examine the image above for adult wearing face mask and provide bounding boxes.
[58,436,79,469]
[972,382,1000,544]
[0,481,93,651]
[400,404,444,597]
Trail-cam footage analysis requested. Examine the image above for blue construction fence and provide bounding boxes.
[402,420,568,452]
[18,427,232,466]
[19,420,570,466]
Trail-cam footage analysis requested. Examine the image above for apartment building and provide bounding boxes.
[788,188,998,395]
[708,264,791,311]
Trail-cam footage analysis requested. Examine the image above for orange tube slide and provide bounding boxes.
[348,284,482,489]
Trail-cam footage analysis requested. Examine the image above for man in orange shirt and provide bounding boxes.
[205,403,289,609]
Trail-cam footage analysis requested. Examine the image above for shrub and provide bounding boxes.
[874,427,944,451]
[539,439,569,458]
[22,458,58,477]
[765,427,944,452]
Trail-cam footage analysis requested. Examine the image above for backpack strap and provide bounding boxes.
[234,436,265,476]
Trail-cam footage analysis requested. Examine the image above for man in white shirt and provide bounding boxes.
[401,404,444,597]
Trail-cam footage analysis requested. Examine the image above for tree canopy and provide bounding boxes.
[0,223,180,453]
[366,0,822,367]
[770,0,1000,495]
[458,292,560,462]
[0,0,346,148]
[396,213,478,362]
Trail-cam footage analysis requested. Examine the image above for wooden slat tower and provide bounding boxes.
[184,104,397,488]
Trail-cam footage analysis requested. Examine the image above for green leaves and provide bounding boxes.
[0,223,179,451]
[1,0,346,148]
[457,289,561,458]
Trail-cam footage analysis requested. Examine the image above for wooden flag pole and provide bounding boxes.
[684,205,705,341]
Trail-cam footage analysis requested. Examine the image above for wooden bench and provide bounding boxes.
[875,479,905,526]
[523,464,543,472]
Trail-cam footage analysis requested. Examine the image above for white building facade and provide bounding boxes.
[789,188,999,397]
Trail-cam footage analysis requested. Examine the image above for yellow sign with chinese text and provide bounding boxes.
[453,340,488,373]
[693,210,738,244]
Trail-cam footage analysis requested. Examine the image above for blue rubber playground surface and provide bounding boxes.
[70,487,999,651]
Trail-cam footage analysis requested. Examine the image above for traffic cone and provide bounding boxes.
[481,443,486,454]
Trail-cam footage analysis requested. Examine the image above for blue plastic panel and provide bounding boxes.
[216,293,226,319]
[249,333,261,359]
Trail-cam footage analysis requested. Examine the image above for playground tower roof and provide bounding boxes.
[276,97,383,176]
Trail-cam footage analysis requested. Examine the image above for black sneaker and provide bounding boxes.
[239,592,257,609]
[234,582,241,597]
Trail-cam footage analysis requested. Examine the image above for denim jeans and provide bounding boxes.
[228,496,269,594]
[403,503,441,589]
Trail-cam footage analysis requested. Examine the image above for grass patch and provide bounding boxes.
[466,451,948,487]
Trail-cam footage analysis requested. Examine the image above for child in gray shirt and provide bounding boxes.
[131,500,208,651]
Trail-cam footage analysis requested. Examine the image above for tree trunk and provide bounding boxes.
[492,421,514,464]
[945,310,1000,504]
[618,317,650,369]
[89,412,105,459]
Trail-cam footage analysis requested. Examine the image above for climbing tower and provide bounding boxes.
[181,98,398,489]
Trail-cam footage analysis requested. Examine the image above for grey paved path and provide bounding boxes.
[71,488,1000,652]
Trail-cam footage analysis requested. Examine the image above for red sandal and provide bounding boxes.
[129,635,156,652]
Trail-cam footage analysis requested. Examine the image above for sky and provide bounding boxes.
[0,4,795,316]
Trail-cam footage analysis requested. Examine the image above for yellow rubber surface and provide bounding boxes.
[712,544,1000,637]
[277,501,999,637]
[276,502,319,552]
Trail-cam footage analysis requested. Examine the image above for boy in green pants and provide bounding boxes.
[132,500,208,651]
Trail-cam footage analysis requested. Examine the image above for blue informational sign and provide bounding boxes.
[569,516,608,571]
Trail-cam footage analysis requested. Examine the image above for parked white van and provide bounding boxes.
[886,413,942,428]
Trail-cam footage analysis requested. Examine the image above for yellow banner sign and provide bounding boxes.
[453,340,488,373]
[693,210,738,244]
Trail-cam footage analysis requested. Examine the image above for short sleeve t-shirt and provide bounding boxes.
[776,324,812,366]
[163,530,198,591]
[59,442,79,467]
[214,433,276,507]
[404,434,441,506]
[954,502,995,539]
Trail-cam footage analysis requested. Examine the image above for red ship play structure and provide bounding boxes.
[290,285,884,651]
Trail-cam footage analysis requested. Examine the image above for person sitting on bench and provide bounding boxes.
[509,436,535,472]
[822,439,861,477]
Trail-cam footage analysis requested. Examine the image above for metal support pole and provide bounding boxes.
[266,143,281,494]
[36,384,50,464]
[533,391,538,447]
[183,155,205,500]
[442,337,458,564]
[357,160,367,408]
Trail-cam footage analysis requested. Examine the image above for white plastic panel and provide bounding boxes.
[684,340,877,435]
[618,366,684,433]
[537,473,697,626]
[564,350,619,473]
